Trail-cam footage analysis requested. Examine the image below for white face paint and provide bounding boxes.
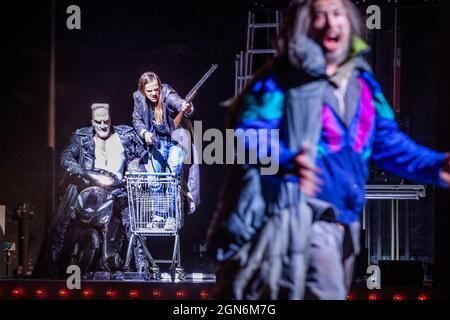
[91,107,111,139]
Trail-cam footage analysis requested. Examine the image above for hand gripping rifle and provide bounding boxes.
[173,64,218,129]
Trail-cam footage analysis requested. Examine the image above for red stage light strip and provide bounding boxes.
[176,290,185,298]
[82,288,94,299]
[129,289,139,298]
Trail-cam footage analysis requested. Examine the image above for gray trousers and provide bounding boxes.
[213,201,313,300]
[305,220,361,300]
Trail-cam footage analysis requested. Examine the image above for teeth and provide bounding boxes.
[328,32,339,39]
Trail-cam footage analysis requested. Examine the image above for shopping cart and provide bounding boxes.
[123,172,185,280]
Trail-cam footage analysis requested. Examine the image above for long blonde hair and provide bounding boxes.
[138,71,163,124]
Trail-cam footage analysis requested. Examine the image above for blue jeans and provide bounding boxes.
[147,140,185,218]
[148,140,185,178]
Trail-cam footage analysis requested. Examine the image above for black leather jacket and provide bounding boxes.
[61,125,144,177]
[33,125,144,278]
[132,84,194,144]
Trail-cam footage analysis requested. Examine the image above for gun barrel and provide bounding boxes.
[185,64,219,99]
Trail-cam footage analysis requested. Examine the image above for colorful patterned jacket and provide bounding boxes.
[234,38,446,226]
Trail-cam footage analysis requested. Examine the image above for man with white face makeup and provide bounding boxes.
[61,104,142,180]
[34,104,144,278]
[90,104,127,180]
[207,0,450,300]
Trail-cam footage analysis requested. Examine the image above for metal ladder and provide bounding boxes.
[235,9,282,96]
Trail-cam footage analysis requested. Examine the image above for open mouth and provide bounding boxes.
[323,31,340,52]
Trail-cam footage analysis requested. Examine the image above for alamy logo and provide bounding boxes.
[366,265,381,290]
[66,265,81,290]
[64,5,381,32]
[66,5,81,30]
[366,5,381,30]
[172,121,281,176]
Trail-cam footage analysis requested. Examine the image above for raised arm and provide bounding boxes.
[361,71,448,187]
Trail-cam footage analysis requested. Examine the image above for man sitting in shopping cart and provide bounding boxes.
[33,103,145,279]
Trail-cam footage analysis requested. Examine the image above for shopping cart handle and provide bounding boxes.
[125,171,177,177]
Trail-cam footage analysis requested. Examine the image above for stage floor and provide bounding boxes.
[0,276,434,300]
[0,274,216,300]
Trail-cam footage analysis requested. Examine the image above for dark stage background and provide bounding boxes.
[0,0,447,282]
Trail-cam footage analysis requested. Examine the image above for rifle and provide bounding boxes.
[173,64,218,129]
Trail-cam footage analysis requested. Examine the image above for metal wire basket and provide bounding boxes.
[126,172,184,235]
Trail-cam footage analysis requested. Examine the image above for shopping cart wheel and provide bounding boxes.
[176,267,186,280]
[169,266,186,281]
[151,270,161,280]
[150,266,161,280]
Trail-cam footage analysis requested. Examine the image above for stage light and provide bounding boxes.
[192,273,203,280]
[82,288,94,298]
[199,290,208,299]
[11,288,24,298]
[35,288,46,298]
[175,290,185,298]
[152,289,161,298]
[105,289,117,299]
[129,289,139,298]
[161,273,172,281]
[368,293,378,301]
[346,293,353,300]
[418,294,428,301]
[393,294,404,301]
[59,289,70,298]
